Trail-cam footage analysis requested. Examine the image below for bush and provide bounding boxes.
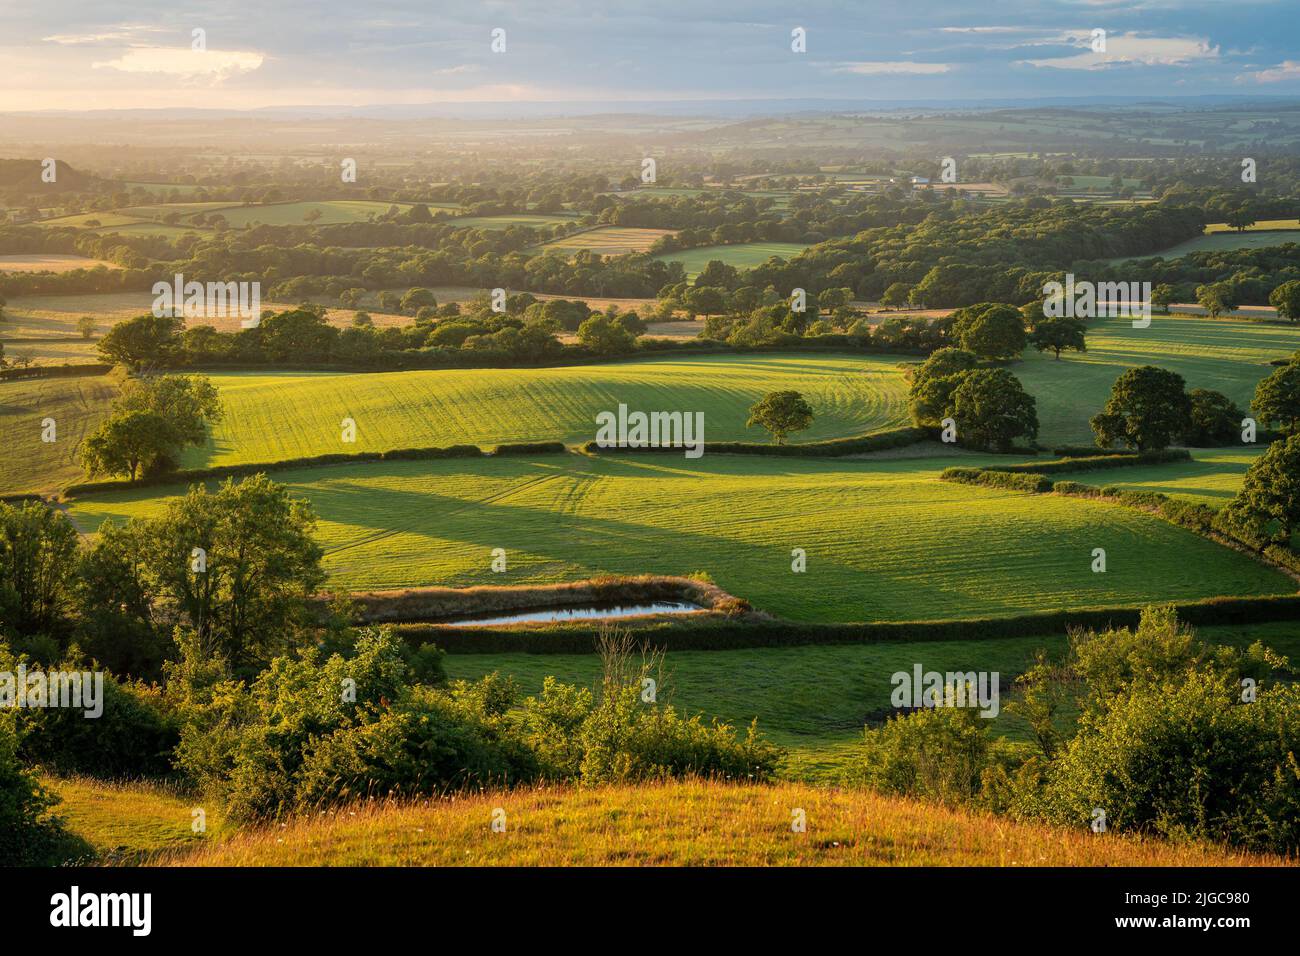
[0,716,67,865]
[493,441,567,456]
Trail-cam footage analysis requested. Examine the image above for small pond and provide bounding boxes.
[443,601,703,627]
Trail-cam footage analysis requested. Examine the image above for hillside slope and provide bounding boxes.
[161,779,1287,867]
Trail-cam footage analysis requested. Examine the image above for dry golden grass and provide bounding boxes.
[164,779,1292,867]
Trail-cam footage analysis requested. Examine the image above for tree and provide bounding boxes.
[1090,366,1192,451]
[80,375,223,480]
[76,316,96,340]
[746,390,814,445]
[1251,361,1300,435]
[880,282,912,310]
[576,313,636,354]
[1150,283,1176,315]
[1220,435,1300,545]
[1029,316,1086,360]
[0,501,79,635]
[951,302,1027,361]
[948,368,1039,452]
[1268,280,1300,323]
[685,286,727,319]
[399,287,437,312]
[907,347,980,426]
[1195,281,1238,319]
[96,314,183,371]
[1225,207,1256,233]
[80,410,177,481]
[1184,388,1244,446]
[116,474,324,669]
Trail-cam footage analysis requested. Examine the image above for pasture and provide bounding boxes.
[452,213,581,229]
[180,353,913,468]
[0,373,119,495]
[0,254,121,273]
[65,453,1294,622]
[1013,312,1300,447]
[539,226,675,255]
[1054,448,1265,505]
[653,241,810,278]
[1106,230,1300,262]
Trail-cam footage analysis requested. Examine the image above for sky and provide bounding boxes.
[0,0,1298,112]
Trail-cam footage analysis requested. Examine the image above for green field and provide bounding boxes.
[1014,313,1300,447]
[653,241,810,279]
[0,374,120,495]
[1206,219,1300,233]
[446,620,1300,777]
[211,200,435,227]
[1056,448,1265,505]
[452,213,581,229]
[1107,230,1300,262]
[65,453,1294,622]
[180,354,911,468]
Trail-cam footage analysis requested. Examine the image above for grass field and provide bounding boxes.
[65,453,1294,621]
[653,241,810,279]
[1014,312,1300,447]
[179,353,912,467]
[167,778,1284,867]
[1055,448,1266,505]
[452,213,581,229]
[0,374,119,494]
[1106,230,1300,262]
[540,226,675,255]
[210,200,429,227]
[1207,219,1300,233]
[43,776,227,864]
[445,620,1300,777]
[0,253,121,273]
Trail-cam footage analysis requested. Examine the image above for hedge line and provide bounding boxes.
[580,425,934,459]
[61,442,489,497]
[0,363,112,381]
[398,593,1300,654]
[984,449,1191,475]
[941,467,1053,493]
[492,441,568,456]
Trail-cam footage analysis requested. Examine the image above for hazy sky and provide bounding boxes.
[1,0,1297,112]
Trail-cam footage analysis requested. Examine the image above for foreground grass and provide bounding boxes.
[165,779,1289,867]
[43,776,228,864]
[186,353,910,468]
[67,453,1294,622]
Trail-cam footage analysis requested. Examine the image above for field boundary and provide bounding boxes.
[393,592,1300,654]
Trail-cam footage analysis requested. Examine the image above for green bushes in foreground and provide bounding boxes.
[176,625,780,822]
[857,605,1300,854]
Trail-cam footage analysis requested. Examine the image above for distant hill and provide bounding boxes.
[0,158,98,192]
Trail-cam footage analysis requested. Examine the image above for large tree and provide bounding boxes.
[951,303,1027,361]
[948,368,1039,452]
[1090,366,1192,451]
[1252,361,1300,435]
[907,347,980,427]
[747,390,814,445]
[0,501,79,635]
[1029,316,1087,360]
[80,375,223,480]
[96,314,183,371]
[1184,388,1244,447]
[1267,280,1300,323]
[1219,435,1300,545]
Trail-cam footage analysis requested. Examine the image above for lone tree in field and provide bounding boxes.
[747,390,814,445]
[1219,435,1300,546]
[951,302,1027,361]
[1150,283,1176,315]
[1090,366,1192,451]
[1251,361,1300,436]
[948,368,1039,452]
[80,374,223,480]
[76,316,96,340]
[1029,316,1087,360]
[1268,281,1300,323]
[1195,281,1238,319]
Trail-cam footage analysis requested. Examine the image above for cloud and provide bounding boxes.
[1245,60,1300,83]
[93,47,265,81]
[833,61,952,75]
[1020,32,1218,70]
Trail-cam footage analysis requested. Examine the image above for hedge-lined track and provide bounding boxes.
[65,453,1293,623]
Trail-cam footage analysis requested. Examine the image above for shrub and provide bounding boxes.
[941,467,1051,493]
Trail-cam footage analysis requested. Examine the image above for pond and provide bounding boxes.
[442,601,703,627]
